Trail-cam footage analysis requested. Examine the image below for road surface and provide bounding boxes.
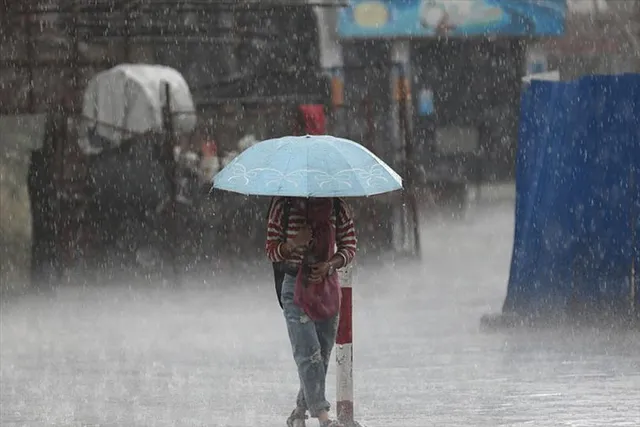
[2,194,639,426]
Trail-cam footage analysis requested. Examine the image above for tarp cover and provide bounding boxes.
[81,64,196,154]
[503,73,640,317]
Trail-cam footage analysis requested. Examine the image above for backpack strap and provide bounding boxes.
[272,197,292,310]
[333,197,342,225]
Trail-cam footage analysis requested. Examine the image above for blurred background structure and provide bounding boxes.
[539,0,640,78]
[1,0,340,291]
[1,4,639,427]
[1,0,639,293]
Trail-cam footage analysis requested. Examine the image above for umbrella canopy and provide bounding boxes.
[212,135,402,197]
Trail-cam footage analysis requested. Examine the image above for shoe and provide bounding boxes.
[286,408,308,427]
[319,420,344,427]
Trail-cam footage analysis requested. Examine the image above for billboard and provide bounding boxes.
[338,0,567,38]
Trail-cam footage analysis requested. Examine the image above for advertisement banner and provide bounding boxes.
[338,0,567,38]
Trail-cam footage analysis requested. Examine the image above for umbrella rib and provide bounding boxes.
[281,136,301,197]
[333,137,400,197]
[330,139,369,197]
[274,137,290,196]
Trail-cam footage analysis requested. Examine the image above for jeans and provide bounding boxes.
[281,273,339,418]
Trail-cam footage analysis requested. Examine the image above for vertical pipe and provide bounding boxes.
[53,114,67,283]
[397,64,422,259]
[336,261,355,426]
[331,67,345,109]
[124,5,132,62]
[330,66,346,137]
[364,96,374,151]
[59,2,80,274]
[1,3,8,37]
[161,83,180,283]
[71,2,79,109]
[25,8,35,113]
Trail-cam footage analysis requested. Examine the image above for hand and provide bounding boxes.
[290,245,308,257]
[308,262,332,284]
[291,225,313,249]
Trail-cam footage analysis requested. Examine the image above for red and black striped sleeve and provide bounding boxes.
[265,197,286,262]
[335,199,357,266]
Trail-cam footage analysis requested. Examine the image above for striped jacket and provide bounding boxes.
[265,197,357,266]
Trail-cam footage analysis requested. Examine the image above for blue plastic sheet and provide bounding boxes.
[503,74,640,317]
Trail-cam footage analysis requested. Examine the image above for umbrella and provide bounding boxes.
[212,135,402,197]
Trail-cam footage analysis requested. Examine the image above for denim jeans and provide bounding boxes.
[281,273,339,418]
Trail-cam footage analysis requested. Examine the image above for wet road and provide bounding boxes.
[2,194,640,426]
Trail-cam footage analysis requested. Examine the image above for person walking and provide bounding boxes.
[266,196,357,427]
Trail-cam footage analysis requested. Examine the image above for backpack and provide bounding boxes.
[270,197,341,308]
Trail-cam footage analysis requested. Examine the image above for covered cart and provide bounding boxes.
[78,64,215,274]
[80,64,196,153]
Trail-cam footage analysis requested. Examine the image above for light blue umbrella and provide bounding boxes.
[212,135,403,197]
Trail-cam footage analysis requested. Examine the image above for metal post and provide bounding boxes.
[51,111,68,284]
[397,64,422,259]
[336,261,363,427]
[161,82,181,284]
[330,66,347,137]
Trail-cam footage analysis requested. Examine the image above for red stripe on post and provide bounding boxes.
[336,287,353,345]
[336,400,354,424]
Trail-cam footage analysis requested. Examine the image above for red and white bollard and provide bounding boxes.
[336,262,364,427]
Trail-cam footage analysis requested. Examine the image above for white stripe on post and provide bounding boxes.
[336,262,354,424]
[336,343,354,401]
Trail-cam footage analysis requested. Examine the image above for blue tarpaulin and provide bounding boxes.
[503,74,640,317]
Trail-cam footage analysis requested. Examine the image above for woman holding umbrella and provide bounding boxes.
[266,196,356,427]
[212,134,403,427]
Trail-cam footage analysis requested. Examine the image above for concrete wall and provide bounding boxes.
[0,115,47,293]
